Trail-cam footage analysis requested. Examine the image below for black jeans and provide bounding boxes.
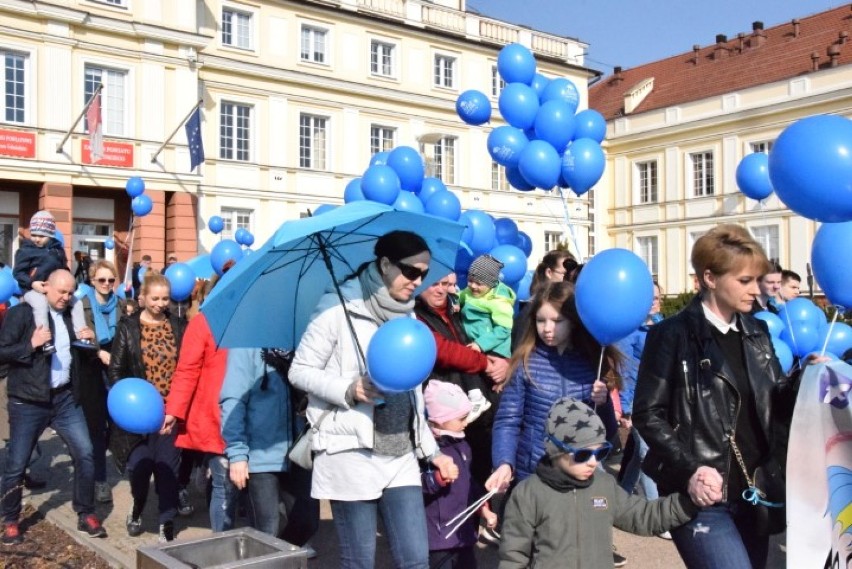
[246,465,318,546]
[127,429,181,524]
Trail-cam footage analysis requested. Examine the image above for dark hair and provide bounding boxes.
[530,250,576,297]
[781,269,801,283]
[141,254,152,262]
[374,230,429,263]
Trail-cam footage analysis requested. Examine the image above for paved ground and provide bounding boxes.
[4,432,788,568]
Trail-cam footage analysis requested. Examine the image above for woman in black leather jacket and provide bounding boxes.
[633,224,813,569]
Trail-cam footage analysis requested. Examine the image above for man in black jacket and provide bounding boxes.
[0,270,107,545]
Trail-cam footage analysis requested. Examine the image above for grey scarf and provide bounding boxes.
[358,262,414,324]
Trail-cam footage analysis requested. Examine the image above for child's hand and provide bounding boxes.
[31,281,46,293]
[480,502,498,528]
[30,325,51,349]
[467,342,482,352]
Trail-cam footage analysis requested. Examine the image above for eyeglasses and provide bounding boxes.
[95,278,117,284]
[392,260,429,282]
[546,435,613,463]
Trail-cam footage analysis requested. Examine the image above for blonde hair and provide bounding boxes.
[140,273,170,297]
[88,259,118,281]
[691,224,771,291]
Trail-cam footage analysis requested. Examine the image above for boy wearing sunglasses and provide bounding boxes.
[499,397,700,569]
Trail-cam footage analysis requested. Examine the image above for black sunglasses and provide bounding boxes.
[95,278,117,284]
[392,260,429,281]
[547,435,612,463]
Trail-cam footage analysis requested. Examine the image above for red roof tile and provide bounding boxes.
[589,5,852,120]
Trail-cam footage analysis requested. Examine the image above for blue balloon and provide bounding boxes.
[494,218,519,246]
[208,215,224,234]
[811,221,852,309]
[53,228,65,247]
[779,297,825,328]
[768,114,852,222]
[387,146,425,193]
[505,166,535,191]
[235,227,256,246]
[361,165,401,205]
[418,177,448,205]
[753,310,785,338]
[736,153,773,201]
[0,271,16,303]
[515,270,534,303]
[780,321,820,358]
[392,191,424,214]
[530,73,550,98]
[125,176,145,198]
[210,239,244,276]
[561,138,605,196]
[456,90,492,125]
[312,204,337,216]
[368,151,390,167]
[344,178,365,203]
[541,78,580,114]
[455,242,475,275]
[489,244,527,284]
[131,194,153,217]
[497,43,536,85]
[515,231,533,258]
[459,210,496,256]
[534,101,576,153]
[575,248,654,345]
[819,322,852,357]
[487,126,529,168]
[164,263,195,302]
[107,377,165,435]
[772,337,794,374]
[573,109,607,143]
[498,83,540,130]
[518,140,562,189]
[104,238,115,250]
[74,283,92,301]
[424,190,461,221]
[367,318,437,393]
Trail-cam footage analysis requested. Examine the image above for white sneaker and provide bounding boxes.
[466,389,491,424]
[658,531,672,540]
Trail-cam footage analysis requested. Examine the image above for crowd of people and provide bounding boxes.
[0,209,827,569]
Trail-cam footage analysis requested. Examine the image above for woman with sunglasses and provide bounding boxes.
[78,260,126,504]
[633,225,821,569]
[290,230,457,569]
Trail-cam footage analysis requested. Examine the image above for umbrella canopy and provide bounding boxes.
[201,201,465,349]
[185,254,215,280]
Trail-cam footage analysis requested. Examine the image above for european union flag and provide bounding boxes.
[185,107,205,171]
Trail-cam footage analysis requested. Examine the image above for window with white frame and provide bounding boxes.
[84,65,126,136]
[491,65,505,97]
[300,25,327,64]
[751,225,779,263]
[637,236,659,278]
[434,54,456,89]
[544,231,563,252]
[370,40,395,77]
[222,7,253,50]
[636,160,658,204]
[300,113,328,170]
[219,102,251,161]
[220,208,253,239]
[688,151,714,197]
[370,125,395,156]
[430,136,456,184]
[750,141,774,154]
[2,50,27,124]
[491,162,509,191]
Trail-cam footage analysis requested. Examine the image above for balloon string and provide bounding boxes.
[556,187,583,261]
[819,306,842,357]
[781,304,798,364]
[593,345,604,412]
[122,215,136,291]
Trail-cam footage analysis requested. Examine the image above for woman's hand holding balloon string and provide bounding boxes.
[347,376,383,405]
[485,464,514,493]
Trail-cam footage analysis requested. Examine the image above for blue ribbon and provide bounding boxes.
[742,487,784,508]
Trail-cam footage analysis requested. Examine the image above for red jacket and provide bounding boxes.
[415,298,488,374]
[165,314,228,454]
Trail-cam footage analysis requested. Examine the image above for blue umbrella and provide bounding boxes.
[201,201,465,349]
[185,254,215,280]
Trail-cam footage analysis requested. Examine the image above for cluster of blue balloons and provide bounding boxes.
[456,43,607,195]
[0,268,21,304]
[455,214,531,291]
[126,177,153,217]
[203,215,253,276]
[107,377,164,434]
[366,318,437,393]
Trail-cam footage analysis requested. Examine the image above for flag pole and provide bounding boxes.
[150,99,204,163]
[56,84,103,154]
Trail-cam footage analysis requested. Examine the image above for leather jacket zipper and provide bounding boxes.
[682,360,693,403]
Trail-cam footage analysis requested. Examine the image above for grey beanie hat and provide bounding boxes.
[468,254,503,288]
[544,397,607,457]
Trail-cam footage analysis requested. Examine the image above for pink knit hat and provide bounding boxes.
[424,380,472,425]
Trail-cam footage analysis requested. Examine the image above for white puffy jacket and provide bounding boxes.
[289,277,439,460]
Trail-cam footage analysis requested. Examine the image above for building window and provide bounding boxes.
[491,65,505,98]
[84,65,126,136]
[689,151,714,197]
[636,160,658,203]
[222,8,253,50]
[2,51,26,124]
[544,231,563,252]
[431,136,456,184]
[750,141,774,154]
[300,113,328,170]
[751,225,779,263]
[637,236,659,278]
[370,125,395,156]
[370,40,395,77]
[221,208,253,239]
[219,102,251,161]
[491,162,509,191]
[301,25,327,64]
[433,54,456,89]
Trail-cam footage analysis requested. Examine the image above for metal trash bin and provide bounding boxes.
[136,527,308,569]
